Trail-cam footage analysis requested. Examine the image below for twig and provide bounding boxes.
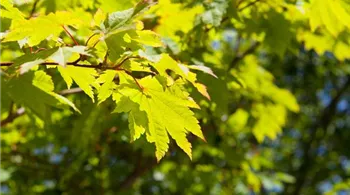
[58,87,83,95]
[229,42,260,69]
[114,56,141,69]
[132,77,143,90]
[1,107,25,127]
[1,62,14,66]
[62,25,79,46]
[1,61,103,68]
[85,33,98,45]
[238,0,262,11]
[116,157,157,191]
[28,0,40,18]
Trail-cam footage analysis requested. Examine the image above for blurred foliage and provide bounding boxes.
[1,0,350,194]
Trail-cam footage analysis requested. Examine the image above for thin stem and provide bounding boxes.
[1,107,25,127]
[62,25,79,46]
[1,62,13,66]
[114,56,141,69]
[85,33,98,46]
[34,48,46,53]
[229,42,260,70]
[59,87,83,95]
[133,77,143,90]
[1,61,102,68]
[238,0,262,11]
[123,70,144,90]
[28,0,40,18]
[91,39,101,48]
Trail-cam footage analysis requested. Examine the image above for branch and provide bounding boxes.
[0,56,140,126]
[229,42,260,70]
[290,75,350,195]
[1,107,25,127]
[62,25,79,46]
[28,0,40,18]
[116,157,157,190]
[0,56,139,70]
[238,0,262,11]
[58,87,83,95]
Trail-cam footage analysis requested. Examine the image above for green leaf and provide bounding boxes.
[227,109,249,132]
[33,71,80,113]
[58,66,98,101]
[134,30,164,47]
[32,71,55,92]
[309,0,350,36]
[12,48,58,74]
[97,70,117,104]
[262,10,292,57]
[98,0,133,13]
[200,0,228,27]
[189,65,217,78]
[104,8,134,31]
[105,31,142,62]
[103,0,152,34]
[151,54,212,99]
[0,0,25,20]
[113,73,204,161]
[50,46,91,66]
[252,104,287,143]
[3,11,82,46]
[3,72,57,120]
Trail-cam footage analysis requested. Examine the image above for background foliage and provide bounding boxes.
[1,0,350,194]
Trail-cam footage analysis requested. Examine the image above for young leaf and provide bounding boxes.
[58,66,98,101]
[2,73,57,120]
[3,11,82,46]
[200,0,228,27]
[97,70,117,104]
[309,0,350,36]
[189,65,218,78]
[103,0,152,34]
[33,71,81,113]
[50,46,91,66]
[0,0,25,20]
[134,30,164,47]
[104,31,142,62]
[151,54,212,99]
[2,71,79,119]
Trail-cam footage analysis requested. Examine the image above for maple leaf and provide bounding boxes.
[112,72,205,161]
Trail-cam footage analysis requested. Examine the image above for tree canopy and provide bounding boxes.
[1,0,350,194]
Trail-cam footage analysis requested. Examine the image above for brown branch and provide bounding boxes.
[58,87,83,95]
[238,0,262,11]
[28,0,40,18]
[116,157,157,190]
[0,55,143,126]
[0,61,105,69]
[62,25,79,46]
[1,56,139,70]
[229,42,260,70]
[1,107,25,127]
[1,62,14,66]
